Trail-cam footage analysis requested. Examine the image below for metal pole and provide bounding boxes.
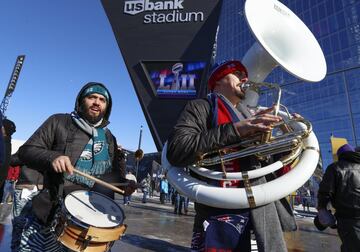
[135,125,143,178]
[342,71,357,146]
[1,55,25,118]
[138,125,143,150]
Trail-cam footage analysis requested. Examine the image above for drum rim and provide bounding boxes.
[64,190,125,228]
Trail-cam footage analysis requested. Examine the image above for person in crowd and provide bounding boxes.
[167,183,173,202]
[9,152,43,252]
[317,143,360,251]
[0,118,15,201]
[174,190,188,215]
[159,177,168,204]
[141,173,151,203]
[17,82,136,251]
[184,196,190,215]
[173,189,180,214]
[166,60,297,252]
[170,186,176,205]
[302,189,311,212]
[1,157,20,204]
[124,170,137,205]
[149,176,155,198]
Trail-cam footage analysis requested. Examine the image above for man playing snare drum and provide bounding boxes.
[17,82,136,252]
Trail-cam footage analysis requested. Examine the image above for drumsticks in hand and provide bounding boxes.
[73,169,126,195]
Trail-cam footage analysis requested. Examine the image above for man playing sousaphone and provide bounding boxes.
[17,82,136,251]
[166,60,297,252]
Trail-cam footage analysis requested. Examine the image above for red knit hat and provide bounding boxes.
[208,60,248,91]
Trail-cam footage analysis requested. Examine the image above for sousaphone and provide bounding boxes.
[162,0,326,209]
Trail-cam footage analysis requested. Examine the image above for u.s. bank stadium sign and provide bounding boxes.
[124,0,204,24]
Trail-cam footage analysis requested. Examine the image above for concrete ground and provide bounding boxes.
[112,195,193,251]
[0,192,342,252]
[114,193,342,252]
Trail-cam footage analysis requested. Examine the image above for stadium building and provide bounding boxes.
[216,0,360,169]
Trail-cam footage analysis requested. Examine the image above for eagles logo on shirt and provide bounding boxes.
[79,141,105,161]
[80,150,92,161]
[93,141,105,155]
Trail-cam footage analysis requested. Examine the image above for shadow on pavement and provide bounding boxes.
[121,234,190,252]
[294,210,317,218]
[129,203,195,217]
[297,226,339,237]
[128,203,174,213]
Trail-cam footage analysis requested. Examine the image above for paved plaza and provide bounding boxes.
[0,192,341,252]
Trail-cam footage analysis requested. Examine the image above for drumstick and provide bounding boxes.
[111,182,130,187]
[72,169,125,195]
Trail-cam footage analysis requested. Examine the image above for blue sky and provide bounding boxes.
[0,1,157,153]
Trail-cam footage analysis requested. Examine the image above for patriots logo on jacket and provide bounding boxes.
[215,215,248,234]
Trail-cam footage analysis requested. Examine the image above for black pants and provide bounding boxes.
[0,181,5,201]
[337,217,360,252]
[160,193,166,204]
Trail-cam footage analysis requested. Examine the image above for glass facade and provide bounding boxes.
[216,0,360,168]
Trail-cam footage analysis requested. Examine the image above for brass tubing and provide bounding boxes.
[196,118,312,167]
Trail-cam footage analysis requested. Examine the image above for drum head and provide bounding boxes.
[64,190,124,228]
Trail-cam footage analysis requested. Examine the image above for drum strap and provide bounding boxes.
[38,183,64,234]
[57,183,64,201]
[33,185,64,230]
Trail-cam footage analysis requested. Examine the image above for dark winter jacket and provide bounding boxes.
[18,83,126,200]
[167,99,241,166]
[8,152,43,186]
[167,98,296,252]
[1,118,16,184]
[318,151,360,218]
[0,111,4,168]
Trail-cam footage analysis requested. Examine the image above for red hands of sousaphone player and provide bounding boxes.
[233,106,283,138]
[51,155,137,196]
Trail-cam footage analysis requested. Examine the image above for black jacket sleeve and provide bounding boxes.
[317,163,337,209]
[18,115,64,172]
[111,136,126,180]
[0,112,4,168]
[166,99,242,167]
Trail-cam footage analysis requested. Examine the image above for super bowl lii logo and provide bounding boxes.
[157,63,196,91]
[124,0,204,24]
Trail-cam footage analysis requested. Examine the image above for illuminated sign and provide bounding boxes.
[142,61,207,99]
[124,0,204,24]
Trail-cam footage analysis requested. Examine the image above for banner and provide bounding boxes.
[101,0,223,150]
[330,135,348,162]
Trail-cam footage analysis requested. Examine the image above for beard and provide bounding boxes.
[234,88,246,100]
[79,103,106,124]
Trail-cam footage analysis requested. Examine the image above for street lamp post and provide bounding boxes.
[135,125,143,179]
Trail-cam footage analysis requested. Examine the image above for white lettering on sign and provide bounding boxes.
[124,0,204,24]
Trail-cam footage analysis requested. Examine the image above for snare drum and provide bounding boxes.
[55,190,126,252]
